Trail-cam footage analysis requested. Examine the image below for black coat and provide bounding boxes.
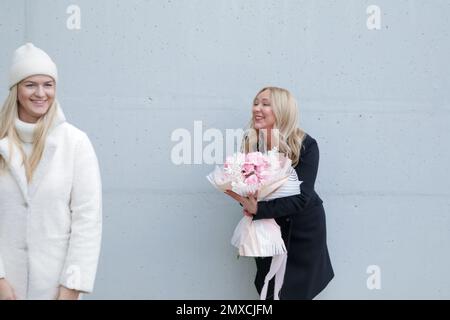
[253,133,334,300]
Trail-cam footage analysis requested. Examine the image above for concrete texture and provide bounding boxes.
[1,0,449,299]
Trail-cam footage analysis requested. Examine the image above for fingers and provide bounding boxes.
[245,209,255,216]
[0,280,17,300]
[248,191,258,200]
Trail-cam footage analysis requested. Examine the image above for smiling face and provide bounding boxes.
[252,89,276,130]
[17,75,55,123]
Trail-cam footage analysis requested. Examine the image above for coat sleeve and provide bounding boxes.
[253,138,320,220]
[0,254,5,278]
[59,133,102,293]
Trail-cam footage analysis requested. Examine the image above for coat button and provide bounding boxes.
[286,218,290,222]
[23,202,29,208]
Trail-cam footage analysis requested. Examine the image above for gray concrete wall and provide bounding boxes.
[1,0,449,299]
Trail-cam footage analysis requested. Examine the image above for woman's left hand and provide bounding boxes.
[225,190,258,215]
[57,286,80,300]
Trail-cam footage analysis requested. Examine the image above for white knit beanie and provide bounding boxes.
[9,43,58,88]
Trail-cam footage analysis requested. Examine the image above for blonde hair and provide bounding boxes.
[0,84,58,182]
[242,86,306,167]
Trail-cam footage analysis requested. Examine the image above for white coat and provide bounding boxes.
[0,107,102,299]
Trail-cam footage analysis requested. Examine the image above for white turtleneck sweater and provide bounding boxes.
[14,118,36,157]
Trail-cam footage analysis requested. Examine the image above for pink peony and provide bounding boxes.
[245,152,265,166]
[242,163,256,175]
[244,173,260,185]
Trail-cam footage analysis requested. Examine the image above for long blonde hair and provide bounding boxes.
[0,85,58,182]
[242,87,306,167]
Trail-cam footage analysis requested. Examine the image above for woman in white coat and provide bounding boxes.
[0,43,102,300]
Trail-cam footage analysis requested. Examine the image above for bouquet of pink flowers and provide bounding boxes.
[207,148,302,300]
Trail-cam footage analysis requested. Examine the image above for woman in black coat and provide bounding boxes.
[226,86,334,300]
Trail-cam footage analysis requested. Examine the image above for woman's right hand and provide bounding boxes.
[243,209,255,217]
[0,278,17,300]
